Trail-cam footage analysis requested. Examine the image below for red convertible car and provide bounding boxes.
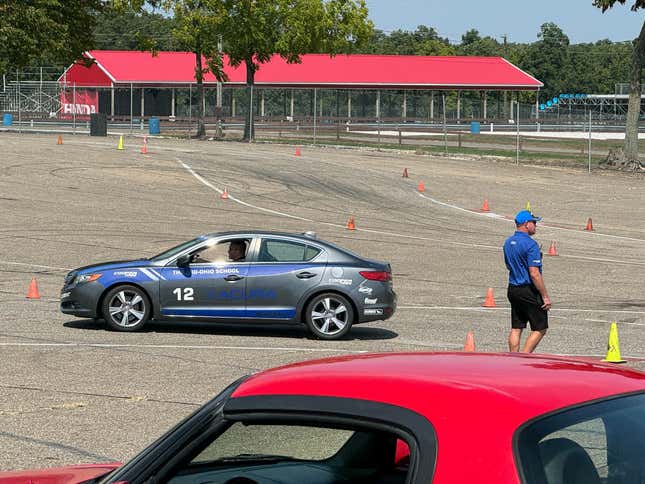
[2,352,645,483]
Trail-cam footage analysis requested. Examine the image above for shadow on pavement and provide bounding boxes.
[63,319,398,341]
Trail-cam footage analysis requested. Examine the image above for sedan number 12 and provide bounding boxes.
[173,287,194,301]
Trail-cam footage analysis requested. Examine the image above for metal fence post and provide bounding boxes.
[442,93,447,154]
[516,101,520,165]
[17,70,21,133]
[313,88,317,145]
[588,109,592,173]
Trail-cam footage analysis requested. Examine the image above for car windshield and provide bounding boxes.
[166,421,410,484]
[148,236,207,262]
[517,392,645,484]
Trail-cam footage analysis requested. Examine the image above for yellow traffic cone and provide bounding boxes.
[117,135,124,150]
[602,322,626,363]
[525,201,531,211]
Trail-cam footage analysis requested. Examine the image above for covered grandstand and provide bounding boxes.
[57,50,543,123]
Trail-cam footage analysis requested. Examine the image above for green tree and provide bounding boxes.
[0,0,104,73]
[594,0,645,164]
[165,0,227,138]
[114,0,226,138]
[219,0,373,139]
[118,0,372,140]
[457,32,502,57]
[360,25,451,55]
[93,8,178,51]
[461,29,481,46]
[519,23,570,100]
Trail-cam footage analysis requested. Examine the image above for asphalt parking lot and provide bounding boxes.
[1,132,645,471]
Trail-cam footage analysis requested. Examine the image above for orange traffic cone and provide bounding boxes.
[417,181,425,192]
[346,216,356,230]
[464,331,476,352]
[141,143,148,154]
[57,135,63,145]
[481,199,490,212]
[220,188,229,200]
[584,217,594,231]
[547,241,558,256]
[482,287,496,308]
[402,168,409,178]
[295,147,301,157]
[26,278,41,299]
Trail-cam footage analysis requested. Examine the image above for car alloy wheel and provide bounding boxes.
[306,293,353,340]
[102,285,150,331]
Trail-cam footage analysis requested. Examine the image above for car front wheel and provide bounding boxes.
[305,293,353,340]
[102,285,150,332]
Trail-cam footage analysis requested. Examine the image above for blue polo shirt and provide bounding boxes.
[503,231,542,286]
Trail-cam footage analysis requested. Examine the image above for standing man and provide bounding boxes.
[503,210,552,353]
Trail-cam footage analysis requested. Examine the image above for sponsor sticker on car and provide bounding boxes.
[114,271,138,277]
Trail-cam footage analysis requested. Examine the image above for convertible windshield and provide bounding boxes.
[148,236,207,262]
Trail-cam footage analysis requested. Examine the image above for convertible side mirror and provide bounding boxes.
[176,254,191,266]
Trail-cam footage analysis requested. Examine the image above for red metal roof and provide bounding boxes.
[61,50,542,90]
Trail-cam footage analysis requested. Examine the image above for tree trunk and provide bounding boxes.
[243,59,256,141]
[194,51,206,138]
[624,18,645,161]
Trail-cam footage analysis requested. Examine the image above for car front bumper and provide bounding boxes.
[60,282,104,318]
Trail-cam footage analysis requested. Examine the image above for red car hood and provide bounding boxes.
[0,462,121,484]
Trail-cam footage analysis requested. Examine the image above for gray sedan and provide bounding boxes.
[60,231,396,339]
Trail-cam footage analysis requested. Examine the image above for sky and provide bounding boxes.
[364,0,643,44]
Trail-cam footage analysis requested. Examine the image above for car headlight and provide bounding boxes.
[75,273,102,284]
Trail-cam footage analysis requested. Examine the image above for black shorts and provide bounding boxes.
[507,284,548,331]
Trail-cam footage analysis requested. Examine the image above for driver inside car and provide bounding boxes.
[227,240,247,262]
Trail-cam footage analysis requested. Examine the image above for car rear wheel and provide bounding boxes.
[305,293,353,340]
[102,285,150,332]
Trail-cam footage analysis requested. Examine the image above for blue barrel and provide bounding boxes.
[2,113,13,126]
[149,117,160,135]
[470,121,480,134]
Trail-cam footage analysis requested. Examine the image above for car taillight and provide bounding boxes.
[359,271,391,282]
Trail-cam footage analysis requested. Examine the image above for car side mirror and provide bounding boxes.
[176,254,191,266]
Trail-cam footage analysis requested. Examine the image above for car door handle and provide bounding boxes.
[224,274,244,282]
[296,272,317,279]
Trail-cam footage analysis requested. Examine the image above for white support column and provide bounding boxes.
[110,86,115,118]
[232,96,236,117]
[430,92,434,120]
[347,93,352,119]
[535,92,539,121]
[402,91,407,120]
[260,90,265,117]
[171,88,175,117]
[140,88,145,118]
[376,90,381,119]
[290,90,294,118]
[456,91,461,121]
[483,91,488,119]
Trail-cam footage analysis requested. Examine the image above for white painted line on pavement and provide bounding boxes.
[178,160,313,222]
[177,158,645,265]
[0,342,367,353]
[398,305,645,315]
[0,260,71,271]
[418,192,645,243]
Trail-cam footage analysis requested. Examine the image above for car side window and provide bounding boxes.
[517,393,645,484]
[539,418,608,481]
[166,421,410,484]
[190,239,250,264]
[258,239,321,263]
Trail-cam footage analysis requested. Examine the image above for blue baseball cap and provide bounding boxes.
[514,210,542,224]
